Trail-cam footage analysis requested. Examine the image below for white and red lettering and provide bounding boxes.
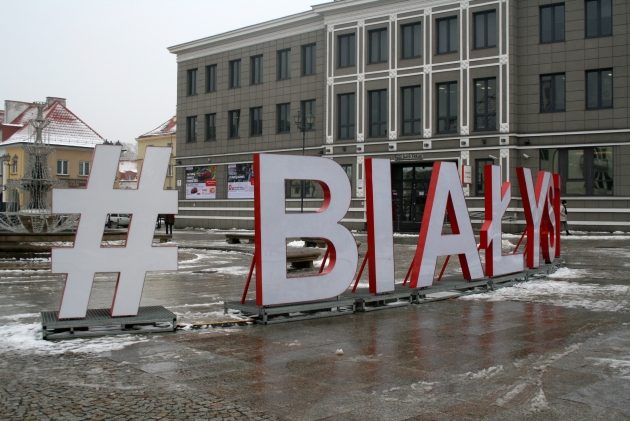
[516,168,551,268]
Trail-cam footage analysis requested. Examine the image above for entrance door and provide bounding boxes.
[391,163,433,232]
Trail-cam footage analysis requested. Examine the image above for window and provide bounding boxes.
[277,103,291,133]
[541,147,613,196]
[301,43,316,76]
[277,48,290,80]
[300,100,315,131]
[474,78,497,131]
[401,85,422,136]
[401,22,422,59]
[586,0,612,38]
[437,81,458,133]
[167,165,173,177]
[186,68,197,96]
[56,160,69,176]
[540,73,566,112]
[368,28,388,64]
[368,90,387,138]
[250,107,263,136]
[205,113,216,141]
[229,59,241,89]
[540,3,565,43]
[79,161,90,176]
[586,69,613,109]
[10,158,17,174]
[436,16,458,54]
[475,158,494,196]
[186,116,197,143]
[341,164,352,183]
[228,110,240,138]
[338,33,356,68]
[337,93,355,140]
[206,64,216,92]
[250,55,263,85]
[474,10,497,49]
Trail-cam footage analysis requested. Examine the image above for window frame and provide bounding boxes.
[585,68,613,110]
[250,55,263,85]
[250,106,263,137]
[474,77,497,131]
[205,64,216,93]
[186,115,197,143]
[540,3,565,44]
[300,99,316,131]
[205,113,216,141]
[228,110,240,139]
[301,43,316,76]
[368,89,388,138]
[473,10,497,49]
[277,48,290,81]
[400,22,422,60]
[436,16,458,55]
[78,160,90,177]
[585,0,612,38]
[56,159,69,176]
[368,28,388,64]
[276,103,291,134]
[475,158,495,196]
[186,68,197,96]
[337,93,356,140]
[540,73,566,113]
[436,81,458,134]
[228,59,241,89]
[337,33,356,68]
[401,85,422,136]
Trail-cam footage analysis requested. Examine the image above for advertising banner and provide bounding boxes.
[185,165,217,199]
[227,163,254,199]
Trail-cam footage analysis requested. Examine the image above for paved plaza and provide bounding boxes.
[1,230,629,420]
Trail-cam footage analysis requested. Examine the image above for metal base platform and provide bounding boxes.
[41,306,177,340]
[225,263,560,323]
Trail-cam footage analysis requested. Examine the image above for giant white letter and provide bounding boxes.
[254,154,358,306]
[516,168,551,268]
[408,161,484,288]
[480,164,524,277]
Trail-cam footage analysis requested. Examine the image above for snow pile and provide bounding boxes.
[287,240,306,248]
[547,267,591,279]
[460,279,630,312]
[0,323,148,355]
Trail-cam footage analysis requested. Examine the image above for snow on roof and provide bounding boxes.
[138,116,176,138]
[1,100,104,148]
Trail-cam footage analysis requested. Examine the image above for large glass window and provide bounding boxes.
[338,33,356,68]
[250,55,263,85]
[250,107,263,136]
[301,43,316,76]
[401,85,421,136]
[56,160,69,176]
[187,68,197,96]
[475,158,494,196]
[228,110,240,138]
[437,81,458,133]
[205,113,216,141]
[474,10,497,49]
[540,3,565,43]
[586,0,612,38]
[79,161,90,177]
[186,116,197,143]
[300,100,315,131]
[277,48,290,80]
[368,28,388,64]
[540,147,613,195]
[540,73,566,113]
[206,64,216,92]
[277,103,291,133]
[368,90,387,138]
[401,22,422,59]
[337,93,355,140]
[474,77,497,131]
[586,69,613,109]
[229,59,241,89]
[436,16,458,54]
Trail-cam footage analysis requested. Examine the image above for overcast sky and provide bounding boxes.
[1,0,327,146]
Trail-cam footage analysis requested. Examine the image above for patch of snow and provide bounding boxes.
[547,267,591,279]
[0,313,39,322]
[287,240,306,248]
[457,365,504,381]
[215,266,250,276]
[586,357,630,376]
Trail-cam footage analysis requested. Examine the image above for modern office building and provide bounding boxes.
[168,0,629,232]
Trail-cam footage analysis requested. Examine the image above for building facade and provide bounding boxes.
[136,116,177,190]
[169,0,629,232]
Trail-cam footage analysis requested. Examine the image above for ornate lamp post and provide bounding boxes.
[294,111,314,213]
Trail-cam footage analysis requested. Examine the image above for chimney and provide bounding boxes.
[4,100,32,123]
[46,97,66,107]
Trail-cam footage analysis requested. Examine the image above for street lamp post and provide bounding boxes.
[294,111,314,213]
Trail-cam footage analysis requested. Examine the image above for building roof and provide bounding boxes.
[1,99,104,148]
[138,116,176,139]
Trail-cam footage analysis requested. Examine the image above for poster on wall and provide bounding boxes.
[227,163,254,199]
[185,165,217,199]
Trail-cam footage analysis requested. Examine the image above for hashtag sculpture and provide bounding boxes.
[52,145,177,319]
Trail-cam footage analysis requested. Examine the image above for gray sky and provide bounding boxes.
[1,0,326,145]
